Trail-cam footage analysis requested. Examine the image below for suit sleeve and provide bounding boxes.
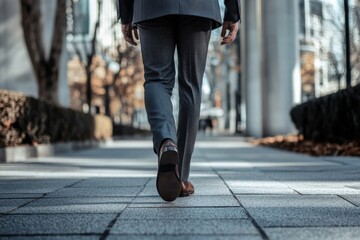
[118,0,134,24]
[224,0,241,22]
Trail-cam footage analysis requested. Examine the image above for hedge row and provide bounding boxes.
[290,84,360,143]
[0,89,112,147]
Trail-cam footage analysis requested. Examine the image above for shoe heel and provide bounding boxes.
[157,148,181,202]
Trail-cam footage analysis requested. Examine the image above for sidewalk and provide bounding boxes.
[0,136,359,239]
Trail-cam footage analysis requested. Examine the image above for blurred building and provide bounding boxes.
[299,0,360,99]
[0,0,69,106]
[299,0,344,99]
[66,0,147,128]
[222,0,359,137]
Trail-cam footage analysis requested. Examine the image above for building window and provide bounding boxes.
[67,0,89,35]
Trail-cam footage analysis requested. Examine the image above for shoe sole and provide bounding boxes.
[179,190,194,197]
[156,150,181,202]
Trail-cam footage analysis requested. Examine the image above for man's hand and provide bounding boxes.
[122,24,139,46]
[221,21,239,45]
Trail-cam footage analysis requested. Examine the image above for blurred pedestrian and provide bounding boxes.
[118,0,240,202]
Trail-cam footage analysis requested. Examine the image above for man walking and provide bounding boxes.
[118,0,240,202]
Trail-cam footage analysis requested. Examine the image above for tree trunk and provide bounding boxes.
[85,65,92,111]
[37,62,60,103]
[19,0,66,104]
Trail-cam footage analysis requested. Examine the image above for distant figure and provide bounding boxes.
[205,116,214,135]
[199,116,214,135]
[118,0,240,202]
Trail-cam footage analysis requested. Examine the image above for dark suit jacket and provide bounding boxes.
[117,0,241,29]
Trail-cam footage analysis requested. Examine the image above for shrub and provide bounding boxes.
[290,84,360,143]
[0,89,112,147]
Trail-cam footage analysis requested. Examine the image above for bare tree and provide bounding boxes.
[70,0,102,113]
[324,0,360,87]
[113,41,144,125]
[20,0,67,104]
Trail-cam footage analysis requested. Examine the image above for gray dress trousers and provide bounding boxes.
[138,16,212,181]
[118,0,240,181]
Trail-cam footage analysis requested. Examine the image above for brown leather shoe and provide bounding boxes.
[179,181,195,197]
[156,139,181,202]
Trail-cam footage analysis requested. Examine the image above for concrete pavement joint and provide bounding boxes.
[99,178,152,240]
[337,195,358,207]
[1,194,45,216]
[215,170,269,240]
[65,179,87,188]
[99,212,122,240]
[1,179,85,216]
[291,189,303,195]
[198,147,269,239]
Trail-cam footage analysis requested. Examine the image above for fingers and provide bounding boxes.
[221,21,239,45]
[121,24,138,46]
[133,28,139,41]
[221,23,227,38]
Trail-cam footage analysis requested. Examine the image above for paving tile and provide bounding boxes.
[197,161,254,171]
[187,177,227,186]
[130,195,239,208]
[341,195,360,207]
[223,179,291,189]
[0,236,99,240]
[72,178,150,188]
[221,172,276,182]
[237,195,360,227]
[258,165,358,173]
[231,187,296,195]
[278,181,360,195]
[11,197,130,214]
[137,185,158,197]
[45,187,142,198]
[182,185,232,195]
[110,219,258,235]
[217,170,262,175]
[223,176,297,195]
[0,199,34,213]
[107,235,262,240]
[0,179,80,194]
[263,171,360,181]
[0,179,79,189]
[265,227,360,240]
[0,188,57,194]
[291,187,360,195]
[0,214,116,234]
[0,193,43,199]
[120,207,248,219]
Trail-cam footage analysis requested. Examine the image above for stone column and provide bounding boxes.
[241,0,301,137]
[241,0,264,137]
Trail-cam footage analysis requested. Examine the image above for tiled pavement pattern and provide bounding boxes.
[0,136,360,240]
